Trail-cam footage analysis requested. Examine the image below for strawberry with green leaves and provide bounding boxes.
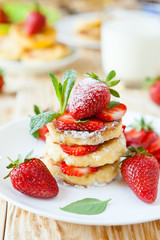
[69,71,120,120]
[5,151,59,198]
[143,76,160,106]
[124,117,158,149]
[121,146,159,203]
[24,4,46,35]
[30,70,76,136]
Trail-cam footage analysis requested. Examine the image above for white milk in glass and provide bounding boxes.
[101,10,160,87]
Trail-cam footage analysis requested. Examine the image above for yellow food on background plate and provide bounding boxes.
[76,19,101,41]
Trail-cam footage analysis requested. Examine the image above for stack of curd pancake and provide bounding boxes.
[0,7,70,61]
[42,72,127,187]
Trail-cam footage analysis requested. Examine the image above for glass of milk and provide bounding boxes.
[101,9,160,87]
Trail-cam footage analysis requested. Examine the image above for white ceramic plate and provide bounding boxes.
[0,48,78,75]
[55,12,101,49]
[0,111,160,226]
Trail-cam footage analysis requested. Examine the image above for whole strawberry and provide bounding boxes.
[121,146,159,203]
[24,4,46,35]
[69,71,120,120]
[5,151,59,198]
[0,69,4,93]
[143,77,160,106]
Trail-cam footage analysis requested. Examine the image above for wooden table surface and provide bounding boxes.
[0,49,160,240]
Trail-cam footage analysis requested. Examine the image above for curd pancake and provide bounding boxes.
[43,154,120,187]
[0,36,23,60]
[21,43,70,62]
[10,23,56,49]
[77,19,101,41]
[47,119,122,145]
[45,134,126,167]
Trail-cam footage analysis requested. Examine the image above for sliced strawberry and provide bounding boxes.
[56,113,104,131]
[38,125,49,141]
[60,162,99,177]
[147,137,160,154]
[60,144,98,156]
[124,129,147,147]
[95,103,127,122]
[140,131,158,149]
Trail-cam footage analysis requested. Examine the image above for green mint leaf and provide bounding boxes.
[61,70,76,114]
[34,105,41,115]
[74,119,89,123]
[49,73,62,108]
[106,70,116,82]
[107,101,120,109]
[107,80,120,88]
[86,72,106,83]
[31,130,39,139]
[109,89,120,98]
[30,111,60,134]
[60,198,111,215]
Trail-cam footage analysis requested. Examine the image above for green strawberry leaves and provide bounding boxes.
[4,150,34,179]
[86,70,120,98]
[30,70,76,135]
[131,117,154,132]
[60,198,111,215]
[143,76,160,89]
[122,146,152,160]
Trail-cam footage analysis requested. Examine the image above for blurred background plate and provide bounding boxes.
[55,12,101,49]
[0,47,78,75]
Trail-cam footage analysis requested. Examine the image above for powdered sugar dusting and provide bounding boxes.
[56,121,119,139]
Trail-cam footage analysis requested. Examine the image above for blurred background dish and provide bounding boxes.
[55,12,101,49]
[0,47,78,74]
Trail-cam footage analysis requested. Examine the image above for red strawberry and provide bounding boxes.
[38,124,49,141]
[124,118,158,148]
[69,78,111,120]
[149,80,160,106]
[0,74,4,92]
[0,8,10,23]
[147,137,160,154]
[121,146,159,203]
[60,144,98,156]
[56,112,104,131]
[5,153,59,198]
[95,103,127,122]
[24,7,46,35]
[60,162,99,177]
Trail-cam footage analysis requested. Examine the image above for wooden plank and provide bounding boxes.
[4,204,61,240]
[0,199,7,240]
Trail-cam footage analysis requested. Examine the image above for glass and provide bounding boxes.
[101,2,160,87]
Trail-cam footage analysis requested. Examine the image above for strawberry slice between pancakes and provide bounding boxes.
[60,144,98,156]
[56,112,104,131]
[60,162,99,177]
[95,103,127,122]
